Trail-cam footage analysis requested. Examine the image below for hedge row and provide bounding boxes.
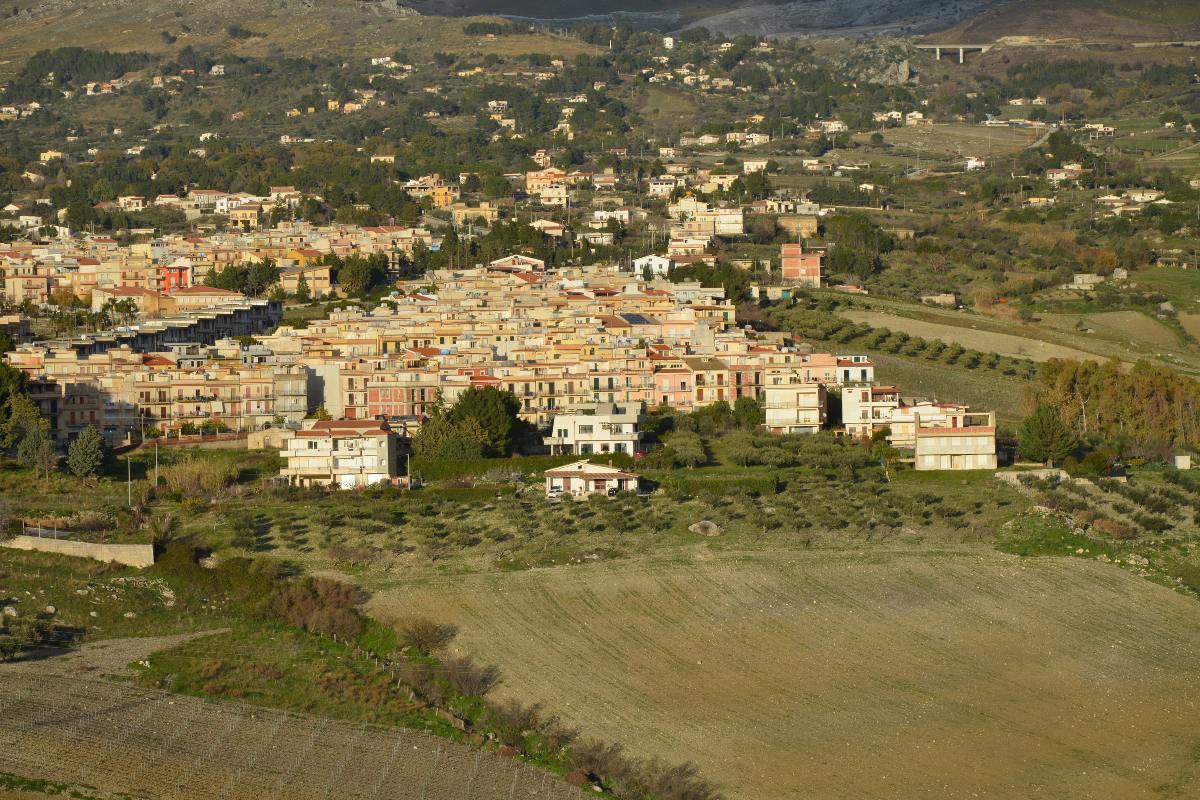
[413,452,635,482]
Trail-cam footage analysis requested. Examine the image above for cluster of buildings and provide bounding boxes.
[0,219,438,306]
[4,250,997,488]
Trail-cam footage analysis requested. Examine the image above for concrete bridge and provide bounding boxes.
[913,43,994,63]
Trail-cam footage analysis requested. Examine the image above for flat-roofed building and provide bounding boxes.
[279,419,399,489]
[914,411,997,471]
[762,367,827,434]
[544,402,643,456]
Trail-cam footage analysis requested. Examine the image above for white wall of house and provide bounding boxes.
[546,403,643,455]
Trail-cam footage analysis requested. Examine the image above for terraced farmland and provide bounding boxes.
[378,548,1200,800]
[0,666,582,800]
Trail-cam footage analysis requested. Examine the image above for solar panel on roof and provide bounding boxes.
[622,314,655,325]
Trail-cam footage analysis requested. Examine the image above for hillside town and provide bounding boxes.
[4,4,1200,800]
[2,211,998,489]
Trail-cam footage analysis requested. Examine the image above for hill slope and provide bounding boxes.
[927,0,1200,43]
[379,548,1200,800]
[0,0,599,78]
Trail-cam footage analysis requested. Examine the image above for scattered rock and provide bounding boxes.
[89,611,99,618]
[688,520,724,537]
[123,611,138,619]
[199,555,221,570]
[2,606,16,618]
[43,605,56,615]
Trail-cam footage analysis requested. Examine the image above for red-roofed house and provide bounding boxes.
[544,460,638,498]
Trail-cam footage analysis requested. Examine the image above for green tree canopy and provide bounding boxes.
[663,430,707,469]
[448,386,521,456]
[1019,404,1077,466]
[67,424,106,480]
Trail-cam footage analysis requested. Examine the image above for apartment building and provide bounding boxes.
[544,402,644,455]
[914,411,997,471]
[886,402,975,449]
[279,419,400,489]
[762,368,827,434]
[780,243,825,288]
[841,385,902,439]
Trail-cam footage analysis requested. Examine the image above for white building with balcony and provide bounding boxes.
[762,368,827,434]
[914,410,997,471]
[280,419,399,489]
[544,402,643,456]
[841,385,901,439]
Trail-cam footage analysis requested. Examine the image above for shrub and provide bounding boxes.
[488,698,544,747]
[442,655,502,697]
[394,616,458,655]
[267,577,366,641]
[159,458,240,498]
[1093,518,1135,539]
[1132,513,1170,534]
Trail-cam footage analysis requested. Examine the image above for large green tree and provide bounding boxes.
[67,424,106,480]
[0,364,28,438]
[663,430,707,469]
[449,386,521,456]
[2,391,44,450]
[1019,404,1077,466]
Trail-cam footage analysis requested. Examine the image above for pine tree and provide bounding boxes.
[2,391,45,450]
[1019,405,1077,466]
[295,271,311,303]
[67,424,106,480]
[449,386,520,456]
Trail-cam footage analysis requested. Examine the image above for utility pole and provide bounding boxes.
[127,457,132,507]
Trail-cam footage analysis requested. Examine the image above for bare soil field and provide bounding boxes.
[927,0,1200,44]
[0,637,582,800]
[1180,313,1200,341]
[841,309,1101,362]
[376,548,1200,800]
[870,124,1040,159]
[1039,309,1182,351]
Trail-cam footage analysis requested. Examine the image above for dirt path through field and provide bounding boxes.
[376,548,1200,800]
[6,630,229,679]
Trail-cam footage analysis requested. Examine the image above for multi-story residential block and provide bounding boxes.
[841,385,902,439]
[762,368,827,434]
[544,402,643,456]
[279,419,400,489]
[885,402,974,449]
[913,411,997,471]
[780,243,825,288]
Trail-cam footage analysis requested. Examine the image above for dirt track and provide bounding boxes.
[377,548,1200,800]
